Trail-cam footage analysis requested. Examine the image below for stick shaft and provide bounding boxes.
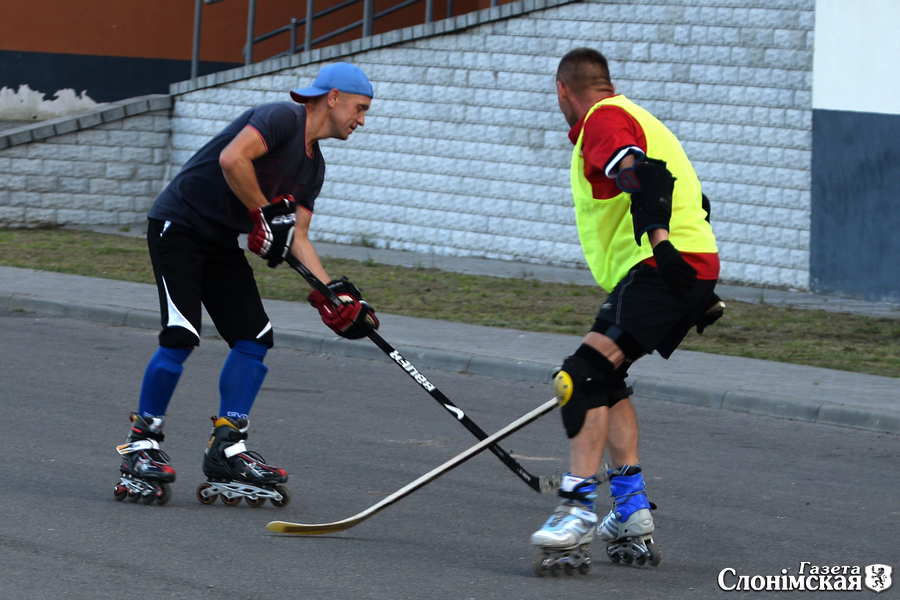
[267,397,558,535]
[285,252,553,493]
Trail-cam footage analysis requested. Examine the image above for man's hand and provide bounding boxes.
[307,277,380,339]
[248,195,296,268]
[652,240,697,294]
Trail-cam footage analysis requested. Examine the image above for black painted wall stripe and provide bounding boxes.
[0,49,240,103]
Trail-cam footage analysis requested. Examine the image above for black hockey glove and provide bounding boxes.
[652,240,697,294]
[248,195,296,268]
[696,292,725,334]
[617,157,676,246]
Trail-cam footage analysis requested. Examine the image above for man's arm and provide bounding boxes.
[615,153,697,292]
[616,156,673,248]
[222,126,297,267]
[291,208,330,283]
[219,126,270,210]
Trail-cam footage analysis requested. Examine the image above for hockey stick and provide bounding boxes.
[267,397,558,535]
[285,252,560,494]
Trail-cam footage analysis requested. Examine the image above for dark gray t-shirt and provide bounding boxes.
[149,102,325,241]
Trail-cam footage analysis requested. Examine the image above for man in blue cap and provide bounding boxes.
[113,62,380,508]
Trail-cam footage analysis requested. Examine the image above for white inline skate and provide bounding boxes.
[530,474,598,576]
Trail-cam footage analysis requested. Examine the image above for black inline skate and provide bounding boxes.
[196,416,290,508]
[115,413,175,505]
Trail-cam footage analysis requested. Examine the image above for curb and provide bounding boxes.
[628,379,900,437]
[3,293,898,436]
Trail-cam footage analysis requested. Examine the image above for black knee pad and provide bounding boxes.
[554,346,616,439]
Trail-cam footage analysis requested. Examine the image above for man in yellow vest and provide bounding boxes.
[531,48,723,576]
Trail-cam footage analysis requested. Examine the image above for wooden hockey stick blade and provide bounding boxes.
[266,397,558,535]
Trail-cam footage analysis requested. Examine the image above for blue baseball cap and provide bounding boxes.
[290,62,374,103]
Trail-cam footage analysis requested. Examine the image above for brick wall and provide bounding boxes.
[0,96,172,229]
[1,0,815,290]
[171,0,815,289]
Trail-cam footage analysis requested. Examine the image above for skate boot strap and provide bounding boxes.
[557,475,599,511]
[212,416,249,432]
[117,439,161,455]
[223,441,248,459]
[611,489,655,507]
[546,503,597,528]
[131,413,166,435]
[564,506,597,523]
[559,488,597,503]
[131,430,165,443]
[612,489,644,501]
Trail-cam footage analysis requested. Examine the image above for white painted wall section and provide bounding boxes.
[813,0,900,115]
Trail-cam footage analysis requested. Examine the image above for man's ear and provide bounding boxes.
[327,88,341,107]
[556,80,566,101]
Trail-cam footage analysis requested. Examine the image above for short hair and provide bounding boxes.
[556,48,612,95]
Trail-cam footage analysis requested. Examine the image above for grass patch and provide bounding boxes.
[2,228,898,378]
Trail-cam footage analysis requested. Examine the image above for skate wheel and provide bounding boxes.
[245,496,266,508]
[578,561,591,575]
[563,562,575,576]
[114,486,128,501]
[270,485,290,508]
[221,494,242,506]
[156,483,172,506]
[127,490,142,503]
[635,554,646,566]
[622,553,634,565]
[647,541,661,567]
[196,482,217,505]
[141,492,156,505]
[533,555,548,577]
[550,562,563,577]
[607,546,620,563]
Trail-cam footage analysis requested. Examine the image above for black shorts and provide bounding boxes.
[147,218,274,349]
[593,262,716,359]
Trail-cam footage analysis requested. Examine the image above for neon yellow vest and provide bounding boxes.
[571,95,717,291]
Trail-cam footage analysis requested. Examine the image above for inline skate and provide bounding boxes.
[596,465,660,566]
[196,416,290,508]
[530,474,598,576]
[114,413,175,506]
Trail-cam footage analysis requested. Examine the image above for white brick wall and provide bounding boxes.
[0,98,172,229]
[0,0,814,290]
[169,0,815,289]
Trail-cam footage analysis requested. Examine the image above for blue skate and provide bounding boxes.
[596,464,660,566]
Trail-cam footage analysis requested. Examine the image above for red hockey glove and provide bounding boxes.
[248,195,296,268]
[307,277,380,339]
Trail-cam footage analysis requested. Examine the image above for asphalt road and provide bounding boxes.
[0,313,897,599]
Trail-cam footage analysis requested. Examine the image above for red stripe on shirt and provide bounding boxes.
[643,251,720,280]
[246,125,268,152]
